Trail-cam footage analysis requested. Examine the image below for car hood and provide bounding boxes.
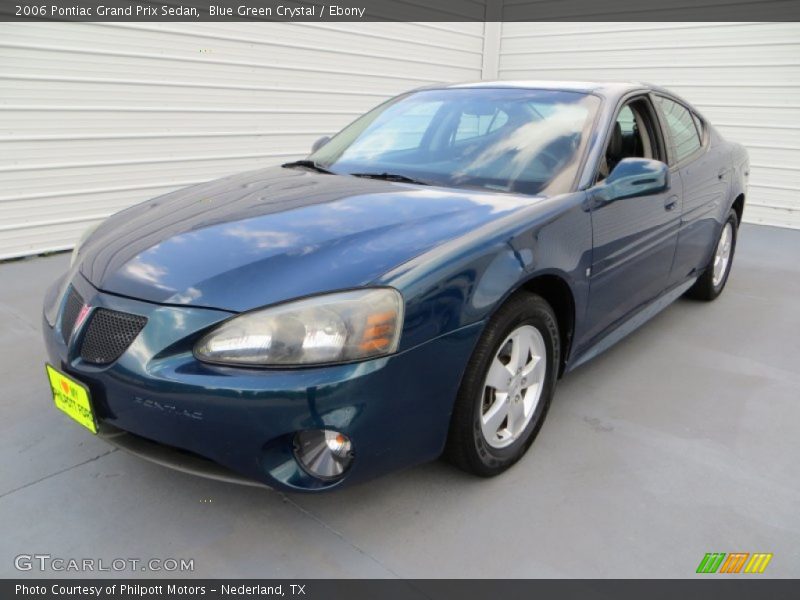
[79,167,539,312]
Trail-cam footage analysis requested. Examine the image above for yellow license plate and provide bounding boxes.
[46,364,97,434]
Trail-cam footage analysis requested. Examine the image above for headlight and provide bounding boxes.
[194,288,404,366]
[70,222,100,267]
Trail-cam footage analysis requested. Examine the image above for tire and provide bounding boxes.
[445,292,560,477]
[685,209,739,301]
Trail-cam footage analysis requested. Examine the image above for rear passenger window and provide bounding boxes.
[655,96,702,163]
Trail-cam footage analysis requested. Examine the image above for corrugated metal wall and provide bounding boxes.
[1,21,798,259]
[497,22,800,230]
[0,22,485,259]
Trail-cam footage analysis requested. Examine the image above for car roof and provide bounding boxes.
[434,80,664,100]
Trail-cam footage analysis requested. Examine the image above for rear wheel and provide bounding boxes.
[686,209,738,301]
[445,293,560,477]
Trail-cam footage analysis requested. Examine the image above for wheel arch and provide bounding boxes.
[496,272,577,378]
[731,192,745,226]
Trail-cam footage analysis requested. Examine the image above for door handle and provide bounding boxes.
[718,168,728,180]
[665,195,679,211]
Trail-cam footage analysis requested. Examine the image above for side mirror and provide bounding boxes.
[311,136,331,153]
[595,158,669,203]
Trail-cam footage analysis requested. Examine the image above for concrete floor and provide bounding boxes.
[0,223,798,579]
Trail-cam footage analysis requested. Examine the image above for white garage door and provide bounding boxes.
[497,22,800,230]
[0,22,485,259]
[1,21,797,260]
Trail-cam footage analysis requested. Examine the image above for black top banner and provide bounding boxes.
[2,0,800,21]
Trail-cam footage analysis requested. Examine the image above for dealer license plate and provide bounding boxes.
[45,364,97,434]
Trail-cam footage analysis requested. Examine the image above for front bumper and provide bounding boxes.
[43,273,483,492]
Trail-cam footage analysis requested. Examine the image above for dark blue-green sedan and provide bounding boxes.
[43,81,748,492]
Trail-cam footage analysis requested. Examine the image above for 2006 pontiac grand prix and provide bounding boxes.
[43,81,748,492]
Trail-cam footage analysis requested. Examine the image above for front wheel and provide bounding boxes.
[686,209,738,301]
[445,293,560,477]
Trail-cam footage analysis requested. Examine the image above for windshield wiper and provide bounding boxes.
[281,159,333,174]
[350,172,430,185]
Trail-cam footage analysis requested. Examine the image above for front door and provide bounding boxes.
[584,96,682,346]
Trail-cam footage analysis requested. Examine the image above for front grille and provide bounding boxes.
[79,309,147,365]
[60,287,83,343]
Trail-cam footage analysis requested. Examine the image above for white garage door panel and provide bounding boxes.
[1,184,184,221]
[0,155,284,196]
[0,219,107,259]
[499,66,800,86]
[665,85,800,106]
[693,106,800,129]
[751,167,800,191]
[1,134,321,164]
[715,126,799,150]
[498,22,800,230]
[743,204,797,228]
[0,46,461,89]
[292,22,485,54]
[1,109,362,135]
[743,146,800,170]
[5,183,196,214]
[747,187,797,212]
[501,23,800,51]
[1,40,478,82]
[1,78,390,110]
[9,23,483,68]
[500,47,799,70]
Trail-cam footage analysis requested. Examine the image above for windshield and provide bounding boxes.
[308,88,600,195]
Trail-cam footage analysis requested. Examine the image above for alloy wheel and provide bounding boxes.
[480,325,547,449]
[712,222,733,287]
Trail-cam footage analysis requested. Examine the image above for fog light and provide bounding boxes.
[293,429,354,480]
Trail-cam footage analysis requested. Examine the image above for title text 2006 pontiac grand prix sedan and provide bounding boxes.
[43,81,748,492]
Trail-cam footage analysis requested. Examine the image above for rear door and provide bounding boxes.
[584,95,682,345]
[653,95,731,286]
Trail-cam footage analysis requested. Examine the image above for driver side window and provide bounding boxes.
[597,98,662,182]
